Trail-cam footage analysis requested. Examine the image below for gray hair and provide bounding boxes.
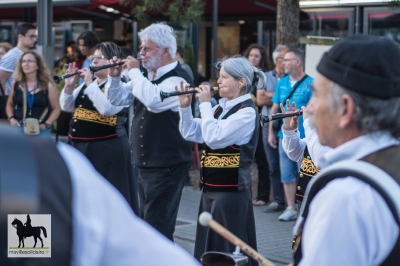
[328,81,400,138]
[286,48,305,67]
[216,56,266,94]
[138,22,177,59]
[272,45,288,64]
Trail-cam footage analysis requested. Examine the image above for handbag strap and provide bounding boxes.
[281,74,309,105]
[0,83,4,96]
[22,82,49,122]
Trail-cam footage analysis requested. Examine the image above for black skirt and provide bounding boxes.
[194,188,258,266]
[70,135,134,209]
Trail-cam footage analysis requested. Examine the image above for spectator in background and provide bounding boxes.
[0,41,13,120]
[77,31,100,84]
[6,51,61,137]
[243,43,271,207]
[176,45,194,81]
[0,23,37,119]
[258,45,288,213]
[0,42,12,60]
[59,41,84,70]
[268,48,313,221]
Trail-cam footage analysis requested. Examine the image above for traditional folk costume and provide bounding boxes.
[107,62,194,240]
[294,133,400,265]
[59,79,134,208]
[180,94,258,266]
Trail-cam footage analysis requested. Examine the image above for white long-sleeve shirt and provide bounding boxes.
[107,61,188,113]
[179,94,256,150]
[57,143,200,266]
[298,131,400,266]
[282,118,331,168]
[59,79,128,116]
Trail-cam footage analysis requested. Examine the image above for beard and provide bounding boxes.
[142,50,163,71]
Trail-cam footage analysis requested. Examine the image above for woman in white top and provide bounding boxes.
[178,56,266,266]
[60,42,136,213]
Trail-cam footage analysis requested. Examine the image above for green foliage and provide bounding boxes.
[120,0,205,26]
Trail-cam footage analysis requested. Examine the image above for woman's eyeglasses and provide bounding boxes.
[89,55,106,61]
[21,59,36,64]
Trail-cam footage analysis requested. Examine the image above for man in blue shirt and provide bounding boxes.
[268,48,313,221]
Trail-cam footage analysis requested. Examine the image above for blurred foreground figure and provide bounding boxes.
[0,125,200,266]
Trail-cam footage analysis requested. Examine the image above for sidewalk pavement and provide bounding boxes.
[174,186,294,266]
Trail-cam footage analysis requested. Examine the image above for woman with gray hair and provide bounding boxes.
[177,55,265,266]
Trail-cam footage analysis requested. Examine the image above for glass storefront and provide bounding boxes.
[300,9,354,38]
[364,7,400,43]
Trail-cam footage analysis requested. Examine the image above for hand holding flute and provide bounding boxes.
[281,99,301,131]
[175,81,214,107]
[63,62,80,95]
[106,56,142,77]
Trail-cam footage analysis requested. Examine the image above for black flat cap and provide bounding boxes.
[316,35,400,99]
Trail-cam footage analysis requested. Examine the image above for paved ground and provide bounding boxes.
[174,165,294,266]
[55,136,293,265]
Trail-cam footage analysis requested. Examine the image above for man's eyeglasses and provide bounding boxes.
[139,46,158,52]
[21,59,36,64]
[89,55,106,61]
[26,35,38,40]
[283,58,298,62]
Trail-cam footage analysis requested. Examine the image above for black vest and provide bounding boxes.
[200,98,258,192]
[295,147,319,202]
[69,82,128,140]
[131,63,193,167]
[0,127,72,266]
[294,145,400,265]
[293,147,319,263]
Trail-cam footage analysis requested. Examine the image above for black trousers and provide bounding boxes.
[255,128,271,202]
[137,161,192,241]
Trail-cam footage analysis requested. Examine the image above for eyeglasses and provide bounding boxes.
[89,55,106,61]
[26,35,38,40]
[283,58,298,62]
[139,46,158,52]
[21,59,36,64]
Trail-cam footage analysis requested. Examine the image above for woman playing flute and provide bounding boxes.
[177,55,266,266]
[59,42,137,213]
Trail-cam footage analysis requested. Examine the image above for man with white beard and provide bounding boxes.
[106,23,194,241]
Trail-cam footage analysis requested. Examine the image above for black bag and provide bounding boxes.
[272,106,284,132]
[272,75,308,132]
[0,84,7,119]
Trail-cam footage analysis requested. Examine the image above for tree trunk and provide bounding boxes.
[276,0,300,48]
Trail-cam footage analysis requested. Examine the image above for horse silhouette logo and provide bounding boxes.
[11,215,47,248]
[8,214,51,258]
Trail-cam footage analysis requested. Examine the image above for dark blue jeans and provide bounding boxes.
[262,125,284,205]
[137,161,192,241]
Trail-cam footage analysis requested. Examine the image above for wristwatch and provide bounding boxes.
[44,123,51,129]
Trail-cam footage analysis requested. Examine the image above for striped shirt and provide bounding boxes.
[0,47,23,95]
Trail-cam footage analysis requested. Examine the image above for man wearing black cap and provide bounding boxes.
[294,35,400,265]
